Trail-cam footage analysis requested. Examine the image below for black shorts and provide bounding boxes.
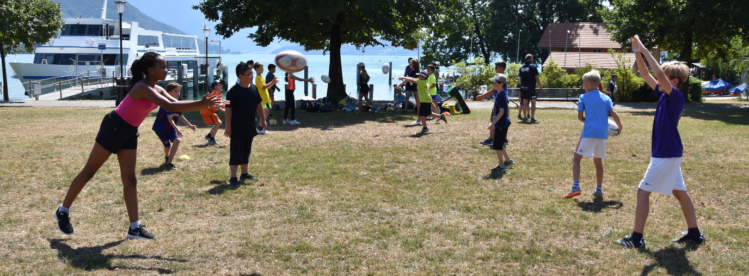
[520,88,537,100]
[95,111,139,153]
[492,126,509,150]
[229,136,254,165]
[418,103,432,117]
[359,84,370,95]
[610,95,617,102]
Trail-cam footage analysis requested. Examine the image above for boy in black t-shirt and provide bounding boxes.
[224,61,266,187]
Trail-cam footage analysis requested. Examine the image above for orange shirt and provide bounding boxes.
[200,90,223,115]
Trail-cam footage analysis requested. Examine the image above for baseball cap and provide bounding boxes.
[357,62,365,67]
[419,70,429,78]
[489,74,508,84]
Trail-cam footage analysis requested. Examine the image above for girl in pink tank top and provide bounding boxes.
[55,52,221,240]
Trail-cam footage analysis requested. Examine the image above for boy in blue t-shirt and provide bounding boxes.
[486,74,512,173]
[152,82,196,170]
[563,70,622,199]
[476,61,514,167]
[615,35,704,248]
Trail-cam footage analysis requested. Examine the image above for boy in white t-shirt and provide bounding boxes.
[563,70,622,199]
[615,35,704,248]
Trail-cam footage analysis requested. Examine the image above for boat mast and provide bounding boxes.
[101,0,107,19]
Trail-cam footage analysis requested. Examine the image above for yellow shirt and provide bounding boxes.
[256,75,270,105]
[428,74,437,96]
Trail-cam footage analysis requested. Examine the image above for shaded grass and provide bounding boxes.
[0,106,747,275]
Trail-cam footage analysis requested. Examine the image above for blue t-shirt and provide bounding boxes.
[652,84,684,158]
[395,94,406,104]
[265,72,278,93]
[493,87,511,128]
[519,62,539,90]
[152,107,180,135]
[578,90,613,139]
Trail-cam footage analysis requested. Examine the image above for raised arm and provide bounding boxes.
[632,36,667,92]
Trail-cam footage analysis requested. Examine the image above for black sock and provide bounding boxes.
[631,231,643,241]
[687,227,701,238]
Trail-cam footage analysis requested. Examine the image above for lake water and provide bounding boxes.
[4,54,415,101]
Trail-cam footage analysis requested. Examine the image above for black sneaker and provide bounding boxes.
[530,118,538,124]
[240,173,259,181]
[517,114,523,120]
[229,177,240,187]
[673,232,705,244]
[480,138,493,146]
[165,156,169,164]
[440,114,448,124]
[55,208,74,235]
[165,163,176,171]
[615,234,645,248]
[204,133,212,141]
[268,114,275,119]
[420,127,429,134]
[127,225,154,240]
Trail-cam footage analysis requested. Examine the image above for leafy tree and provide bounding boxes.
[0,0,64,101]
[195,0,438,102]
[421,0,493,67]
[486,0,604,64]
[602,0,749,93]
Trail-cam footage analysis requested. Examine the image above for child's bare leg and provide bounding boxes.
[572,153,583,182]
[210,120,222,137]
[167,138,180,164]
[673,190,699,229]
[594,158,604,187]
[230,165,238,178]
[117,149,139,223]
[163,147,170,158]
[62,143,113,208]
[633,189,651,233]
[503,150,510,161]
[496,149,505,165]
[420,116,427,127]
[431,99,439,114]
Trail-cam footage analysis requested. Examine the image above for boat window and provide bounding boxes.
[60,25,70,36]
[102,54,128,66]
[87,25,101,36]
[34,54,44,64]
[78,55,101,62]
[137,35,160,47]
[54,54,77,65]
[109,26,115,37]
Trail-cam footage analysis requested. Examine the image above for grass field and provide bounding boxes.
[0,106,747,275]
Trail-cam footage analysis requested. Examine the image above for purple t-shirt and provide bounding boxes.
[651,84,684,158]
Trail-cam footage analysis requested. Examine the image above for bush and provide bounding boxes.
[506,63,522,88]
[451,57,496,97]
[687,77,703,103]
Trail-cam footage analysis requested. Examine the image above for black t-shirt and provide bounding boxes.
[404,69,418,91]
[519,62,539,90]
[225,83,261,138]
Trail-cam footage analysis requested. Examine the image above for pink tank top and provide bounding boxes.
[115,89,158,127]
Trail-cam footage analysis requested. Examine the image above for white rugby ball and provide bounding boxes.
[608,119,619,136]
[275,50,307,73]
[382,63,390,74]
[321,75,331,83]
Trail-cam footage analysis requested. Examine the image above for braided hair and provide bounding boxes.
[130,52,161,85]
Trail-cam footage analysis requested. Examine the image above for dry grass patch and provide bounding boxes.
[0,106,747,275]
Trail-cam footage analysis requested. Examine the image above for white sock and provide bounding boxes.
[130,221,141,230]
[58,205,70,213]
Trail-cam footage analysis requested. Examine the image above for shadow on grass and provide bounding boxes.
[575,197,623,213]
[48,239,187,274]
[191,143,226,149]
[409,132,432,138]
[484,170,506,180]
[140,166,165,176]
[640,245,703,276]
[239,273,264,276]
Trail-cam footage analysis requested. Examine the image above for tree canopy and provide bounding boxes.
[195,0,439,101]
[421,0,492,67]
[0,0,64,101]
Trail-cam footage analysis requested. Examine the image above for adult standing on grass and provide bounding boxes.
[563,70,622,199]
[54,52,221,240]
[284,72,314,124]
[518,54,544,123]
[615,35,704,248]
[225,61,266,187]
[395,59,421,116]
[357,62,378,113]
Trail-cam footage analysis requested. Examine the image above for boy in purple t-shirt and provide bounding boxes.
[615,35,704,248]
[563,70,622,199]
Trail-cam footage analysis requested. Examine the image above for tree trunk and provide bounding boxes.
[1,41,8,102]
[469,0,490,64]
[679,24,693,101]
[326,14,345,103]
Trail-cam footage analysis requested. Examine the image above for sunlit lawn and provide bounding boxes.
[0,106,747,275]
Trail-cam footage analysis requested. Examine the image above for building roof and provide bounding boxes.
[537,22,622,50]
[544,52,637,70]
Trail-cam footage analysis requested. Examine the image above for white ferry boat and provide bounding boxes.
[10,1,204,84]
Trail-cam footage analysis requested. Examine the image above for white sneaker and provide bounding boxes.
[291,120,301,125]
[283,120,289,124]
[414,121,421,126]
[257,129,267,135]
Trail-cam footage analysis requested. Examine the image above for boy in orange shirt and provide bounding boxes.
[201,81,225,145]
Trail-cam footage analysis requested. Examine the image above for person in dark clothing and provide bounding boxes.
[518,54,544,123]
[283,72,314,124]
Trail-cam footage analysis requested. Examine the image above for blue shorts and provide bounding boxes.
[156,130,178,148]
[431,95,437,100]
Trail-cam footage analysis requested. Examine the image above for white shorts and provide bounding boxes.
[574,138,607,159]
[638,157,686,195]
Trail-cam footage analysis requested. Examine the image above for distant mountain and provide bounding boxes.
[269,43,418,56]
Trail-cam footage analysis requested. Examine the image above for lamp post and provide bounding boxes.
[565,30,570,69]
[115,0,126,106]
[203,25,210,95]
[516,8,522,62]
[548,29,552,63]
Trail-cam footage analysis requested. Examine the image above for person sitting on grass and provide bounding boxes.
[200,81,225,145]
[563,70,622,199]
[152,82,197,170]
[615,35,704,248]
[398,70,447,134]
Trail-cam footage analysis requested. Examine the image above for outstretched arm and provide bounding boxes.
[633,35,671,94]
[398,76,418,83]
[134,84,221,113]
